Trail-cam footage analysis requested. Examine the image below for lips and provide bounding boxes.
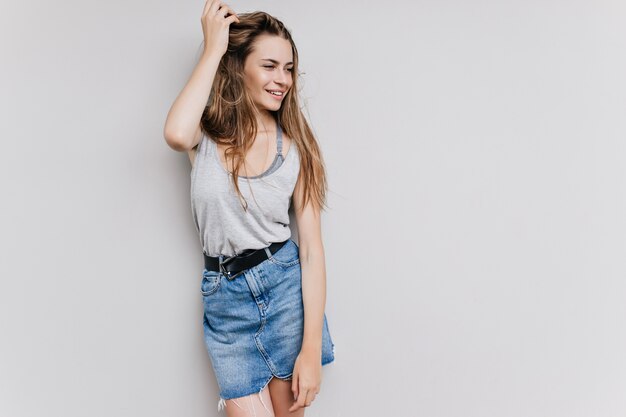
[266,89,285,100]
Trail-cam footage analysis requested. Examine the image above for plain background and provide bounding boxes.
[1,1,625,416]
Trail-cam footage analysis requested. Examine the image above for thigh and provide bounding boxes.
[268,377,304,417]
[224,385,275,417]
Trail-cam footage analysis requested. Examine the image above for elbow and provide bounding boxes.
[164,129,191,152]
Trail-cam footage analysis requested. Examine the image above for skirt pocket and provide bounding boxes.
[201,269,222,296]
[268,239,300,268]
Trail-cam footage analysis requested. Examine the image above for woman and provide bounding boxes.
[163,3,335,416]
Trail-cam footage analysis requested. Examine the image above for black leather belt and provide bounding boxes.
[203,239,289,280]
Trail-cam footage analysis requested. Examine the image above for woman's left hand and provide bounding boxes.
[289,347,322,412]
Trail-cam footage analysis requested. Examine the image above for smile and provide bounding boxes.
[266,89,285,100]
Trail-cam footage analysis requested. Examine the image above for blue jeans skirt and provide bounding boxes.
[200,238,336,410]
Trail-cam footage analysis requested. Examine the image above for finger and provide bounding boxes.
[289,389,307,413]
[291,374,299,401]
[295,387,309,408]
[207,0,223,17]
[202,0,216,18]
[224,14,240,25]
[217,4,238,20]
[304,389,316,407]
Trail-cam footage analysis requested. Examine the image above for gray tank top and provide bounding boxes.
[190,121,300,257]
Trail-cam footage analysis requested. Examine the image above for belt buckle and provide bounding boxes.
[219,254,244,280]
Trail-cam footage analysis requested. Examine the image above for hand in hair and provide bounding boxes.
[201,0,240,57]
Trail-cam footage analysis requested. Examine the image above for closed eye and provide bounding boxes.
[264,65,294,72]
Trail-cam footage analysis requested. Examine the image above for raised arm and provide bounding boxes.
[163,0,239,151]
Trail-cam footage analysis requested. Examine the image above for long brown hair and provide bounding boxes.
[198,11,328,213]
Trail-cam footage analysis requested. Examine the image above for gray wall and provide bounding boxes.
[1,1,625,416]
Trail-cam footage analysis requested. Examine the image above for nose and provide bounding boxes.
[274,70,288,86]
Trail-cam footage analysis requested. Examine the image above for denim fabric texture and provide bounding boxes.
[201,238,335,404]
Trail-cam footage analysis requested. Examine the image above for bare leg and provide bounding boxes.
[222,385,276,417]
[268,377,305,417]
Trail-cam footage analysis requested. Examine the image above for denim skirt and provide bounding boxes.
[200,238,336,408]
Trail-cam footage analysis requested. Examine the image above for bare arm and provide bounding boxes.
[163,52,222,152]
[163,0,240,152]
[288,174,327,412]
[293,177,326,356]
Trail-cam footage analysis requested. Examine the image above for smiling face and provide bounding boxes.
[243,34,294,112]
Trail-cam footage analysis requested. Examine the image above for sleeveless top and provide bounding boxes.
[190,121,300,257]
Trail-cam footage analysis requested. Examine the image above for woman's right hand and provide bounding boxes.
[201,0,240,57]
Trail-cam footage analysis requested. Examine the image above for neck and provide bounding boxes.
[255,111,277,132]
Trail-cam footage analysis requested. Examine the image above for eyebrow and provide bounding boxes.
[261,59,294,65]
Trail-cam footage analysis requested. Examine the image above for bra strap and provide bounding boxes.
[276,119,283,156]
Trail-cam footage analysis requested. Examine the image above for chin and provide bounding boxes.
[267,102,283,110]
